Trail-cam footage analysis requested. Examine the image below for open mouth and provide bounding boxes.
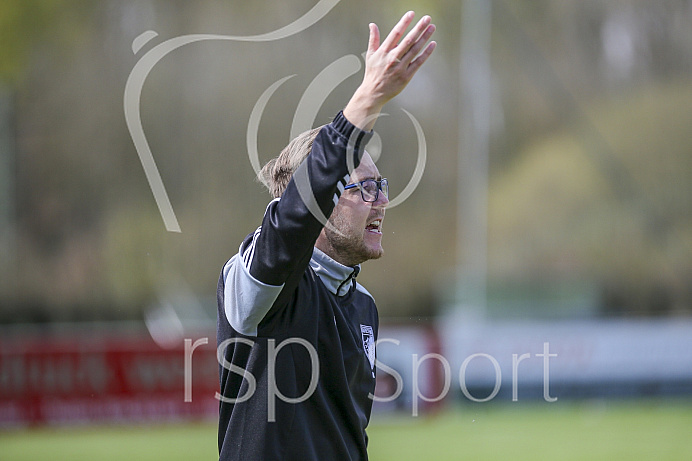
[366,219,383,235]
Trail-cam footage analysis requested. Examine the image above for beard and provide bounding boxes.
[323,212,384,267]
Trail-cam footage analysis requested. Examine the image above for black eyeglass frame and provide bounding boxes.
[343,178,389,203]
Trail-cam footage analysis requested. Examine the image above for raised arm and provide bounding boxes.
[343,11,436,131]
[222,12,436,336]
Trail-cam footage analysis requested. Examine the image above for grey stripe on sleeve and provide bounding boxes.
[223,245,284,336]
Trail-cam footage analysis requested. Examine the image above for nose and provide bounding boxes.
[374,189,389,209]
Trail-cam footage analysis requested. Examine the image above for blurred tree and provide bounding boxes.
[488,81,692,316]
[0,0,93,84]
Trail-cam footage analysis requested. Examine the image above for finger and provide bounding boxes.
[380,11,415,52]
[399,23,436,65]
[406,40,436,76]
[367,23,380,55]
[395,15,432,60]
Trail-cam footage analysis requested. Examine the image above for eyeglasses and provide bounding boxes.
[343,178,388,203]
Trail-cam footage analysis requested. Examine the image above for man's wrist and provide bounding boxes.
[343,88,384,132]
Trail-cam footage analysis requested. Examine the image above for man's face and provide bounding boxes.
[316,152,389,266]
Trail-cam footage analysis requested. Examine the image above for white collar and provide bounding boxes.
[310,247,360,296]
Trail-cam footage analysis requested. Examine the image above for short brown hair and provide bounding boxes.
[257,126,324,198]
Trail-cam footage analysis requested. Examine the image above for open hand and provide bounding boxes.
[344,11,436,131]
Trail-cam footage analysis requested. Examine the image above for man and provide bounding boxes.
[217,11,436,460]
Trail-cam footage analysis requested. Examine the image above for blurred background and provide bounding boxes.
[1,0,691,459]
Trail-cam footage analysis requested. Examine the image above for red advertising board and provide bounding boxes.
[0,327,219,427]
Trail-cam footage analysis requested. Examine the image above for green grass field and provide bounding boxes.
[1,399,691,460]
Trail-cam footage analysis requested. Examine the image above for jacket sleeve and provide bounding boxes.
[222,112,372,335]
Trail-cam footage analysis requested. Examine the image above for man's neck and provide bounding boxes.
[314,239,362,268]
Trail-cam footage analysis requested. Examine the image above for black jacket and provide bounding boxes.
[217,111,379,460]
